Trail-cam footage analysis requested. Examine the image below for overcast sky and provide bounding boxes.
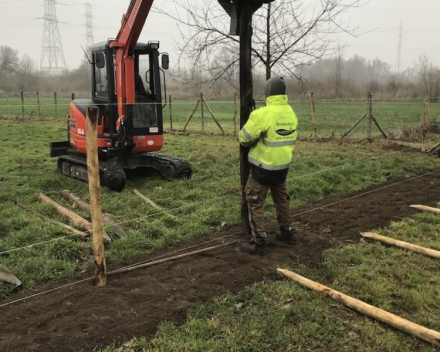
[1,0,439,72]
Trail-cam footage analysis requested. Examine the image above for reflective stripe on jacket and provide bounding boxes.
[239,95,298,171]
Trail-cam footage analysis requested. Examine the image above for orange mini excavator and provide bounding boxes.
[50,0,192,191]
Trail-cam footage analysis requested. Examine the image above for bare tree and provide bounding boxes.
[157,0,364,87]
[416,55,440,101]
[0,46,19,77]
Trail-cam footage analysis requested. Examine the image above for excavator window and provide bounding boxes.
[94,51,108,99]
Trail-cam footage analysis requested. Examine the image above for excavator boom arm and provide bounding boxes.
[110,0,155,121]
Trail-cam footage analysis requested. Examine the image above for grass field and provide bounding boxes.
[1,116,440,298]
[1,96,439,138]
[103,212,440,352]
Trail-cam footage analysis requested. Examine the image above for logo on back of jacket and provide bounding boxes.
[275,117,296,136]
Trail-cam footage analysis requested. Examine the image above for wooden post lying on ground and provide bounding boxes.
[37,193,114,240]
[6,94,10,119]
[133,189,177,219]
[422,97,429,152]
[133,189,162,210]
[36,92,41,119]
[277,268,440,347]
[410,204,440,215]
[201,93,205,133]
[310,93,318,139]
[20,92,25,119]
[62,190,126,237]
[109,241,238,277]
[16,202,88,240]
[234,92,238,136]
[361,232,440,259]
[86,107,107,287]
[182,99,200,132]
[54,92,58,119]
[169,94,173,131]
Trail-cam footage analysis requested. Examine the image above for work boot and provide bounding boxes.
[240,240,267,255]
[276,227,297,245]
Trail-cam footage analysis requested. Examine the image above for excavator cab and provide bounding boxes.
[51,41,191,191]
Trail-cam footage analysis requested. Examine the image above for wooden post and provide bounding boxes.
[234,92,238,136]
[204,99,226,136]
[277,268,440,347]
[361,232,440,259]
[86,107,107,287]
[422,97,429,152]
[20,92,25,119]
[310,92,318,139]
[6,94,10,119]
[410,204,440,215]
[71,93,76,101]
[182,99,200,132]
[239,2,255,236]
[201,93,205,133]
[54,92,58,119]
[367,92,373,141]
[36,92,41,119]
[169,94,173,131]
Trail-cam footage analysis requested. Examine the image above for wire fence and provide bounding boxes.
[0,146,416,257]
[1,167,438,309]
[0,92,440,140]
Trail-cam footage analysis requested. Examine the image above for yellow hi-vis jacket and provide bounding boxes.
[239,95,298,171]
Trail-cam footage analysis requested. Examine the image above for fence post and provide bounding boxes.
[21,92,25,119]
[6,93,10,119]
[54,92,58,118]
[169,94,173,131]
[201,93,205,133]
[310,92,318,139]
[367,92,373,140]
[422,97,429,152]
[234,92,238,136]
[71,93,75,101]
[37,92,41,119]
[86,107,107,287]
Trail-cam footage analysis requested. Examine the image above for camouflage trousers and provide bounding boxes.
[245,173,293,244]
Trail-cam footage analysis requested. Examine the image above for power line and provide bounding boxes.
[85,2,94,48]
[396,21,404,73]
[39,0,67,76]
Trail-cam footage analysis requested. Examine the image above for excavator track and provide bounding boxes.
[57,152,192,192]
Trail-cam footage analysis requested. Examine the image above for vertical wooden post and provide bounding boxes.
[54,92,58,119]
[367,92,373,141]
[310,92,318,139]
[169,94,173,131]
[6,94,10,119]
[21,92,25,119]
[201,93,205,133]
[86,107,107,287]
[234,92,238,136]
[37,92,41,119]
[422,96,429,152]
[71,93,76,101]
[239,2,254,236]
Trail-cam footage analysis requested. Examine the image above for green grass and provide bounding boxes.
[1,97,440,138]
[1,117,440,298]
[102,212,440,352]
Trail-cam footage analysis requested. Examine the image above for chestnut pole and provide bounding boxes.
[361,232,440,259]
[86,107,107,287]
[278,268,440,347]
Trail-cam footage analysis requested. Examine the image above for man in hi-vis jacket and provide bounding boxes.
[239,76,298,254]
